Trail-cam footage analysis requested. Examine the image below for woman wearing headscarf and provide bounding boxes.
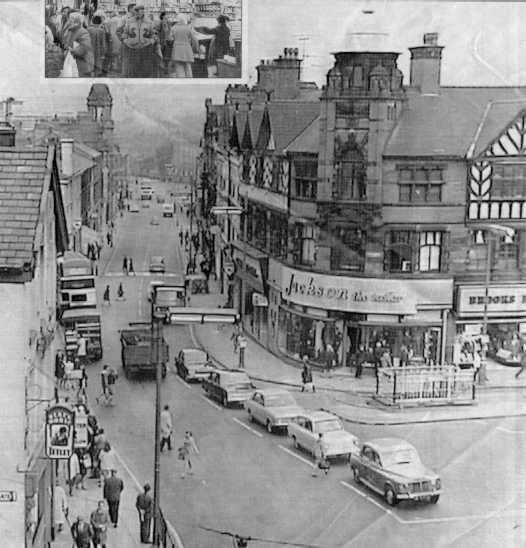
[194,14,231,77]
[63,11,94,77]
[169,13,198,78]
[88,12,108,76]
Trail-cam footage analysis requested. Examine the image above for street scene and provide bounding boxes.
[45,0,242,78]
[2,1,526,548]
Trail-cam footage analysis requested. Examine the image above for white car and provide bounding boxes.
[288,411,360,460]
[129,203,139,212]
[246,388,304,433]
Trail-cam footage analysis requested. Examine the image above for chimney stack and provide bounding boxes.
[61,138,74,177]
[409,33,444,94]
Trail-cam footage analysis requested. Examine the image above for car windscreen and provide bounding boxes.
[223,375,251,388]
[61,278,96,289]
[314,419,343,433]
[381,449,420,467]
[265,394,296,407]
[185,350,207,363]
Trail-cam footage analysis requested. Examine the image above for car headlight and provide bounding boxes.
[435,478,441,490]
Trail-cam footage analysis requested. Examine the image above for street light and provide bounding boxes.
[151,288,165,546]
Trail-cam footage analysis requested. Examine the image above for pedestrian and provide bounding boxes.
[169,14,198,77]
[77,363,88,402]
[53,478,68,533]
[117,282,125,301]
[103,469,124,528]
[71,515,94,548]
[117,4,156,77]
[68,450,82,495]
[95,240,102,260]
[194,14,232,77]
[106,231,112,246]
[136,483,153,543]
[90,500,110,548]
[355,344,368,379]
[55,350,66,389]
[88,13,108,77]
[103,284,110,306]
[473,349,481,382]
[76,333,87,367]
[76,448,88,490]
[128,257,135,276]
[238,333,247,368]
[179,230,183,245]
[160,404,173,452]
[301,357,315,393]
[93,428,107,482]
[231,323,240,353]
[380,348,393,368]
[312,433,329,477]
[100,443,117,484]
[184,230,189,245]
[122,255,128,275]
[45,24,65,77]
[178,430,199,478]
[516,346,526,379]
[63,11,95,76]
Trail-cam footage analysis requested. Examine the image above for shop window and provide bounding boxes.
[253,207,267,251]
[334,161,366,200]
[397,166,443,202]
[385,231,413,272]
[492,164,526,198]
[301,224,316,266]
[419,231,442,272]
[498,232,518,261]
[269,212,288,259]
[293,157,318,200]
[353,65,363,86]
[331,227,365,271]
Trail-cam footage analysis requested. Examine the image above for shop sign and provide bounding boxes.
[45,405,75,459]
[281,267,453,315]
[233,250,262,282]
[457,285,526,316]
[74,412,89,449]
[252,293,268,307]
[224,261,235,277]
[0,491,17,502]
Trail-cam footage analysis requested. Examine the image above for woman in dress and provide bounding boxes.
[63,11,94,77]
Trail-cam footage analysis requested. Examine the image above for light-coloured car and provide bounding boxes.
[288,411,359,460]
[147,280,165,302]
[202,369,256,407]
[149,256,165,273]
[129,203,139,212]
[150,216,160,226]
[175,348,215,382]
[246,388,304,433]
[350,438,441,506]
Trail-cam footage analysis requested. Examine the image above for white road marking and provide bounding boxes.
[497,426,525,434]
[278,444,315,468]
[199,394,222,411]
[114,448,185,548]
[340,481,396,519]
[175,376,192,390]
[233,417,263,438]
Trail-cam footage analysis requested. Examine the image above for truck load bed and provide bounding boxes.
[120,328,169,379]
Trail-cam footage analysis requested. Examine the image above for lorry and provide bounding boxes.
[62,308,103,362]
[152,279,186,322]
[120,327,169,379]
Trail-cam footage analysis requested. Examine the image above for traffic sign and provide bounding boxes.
[0,491,17,502]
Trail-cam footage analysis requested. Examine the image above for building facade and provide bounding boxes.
[200,30,526,370]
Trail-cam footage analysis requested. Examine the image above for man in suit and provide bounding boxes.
[103,469,124,527]
[135,483,153,543]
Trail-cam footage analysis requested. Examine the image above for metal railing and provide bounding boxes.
[157,509,184,548]
[375,365,476,406]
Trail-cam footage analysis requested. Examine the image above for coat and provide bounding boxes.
[90,508,109,544]
[136,492,153,519]
[103,475,124,502]
[160,409,173,438]
[87,24,108,70]
[196,23,230,62]
[100,449,117,472]
[117,16,155,49]
[170,24,198,63]
[45,42,64,78]
[71,520,93,548]
[69,452,81,480]
[53,485,68,526]
[64,26,94,76]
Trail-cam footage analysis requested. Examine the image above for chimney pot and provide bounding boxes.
[423,32,438,45]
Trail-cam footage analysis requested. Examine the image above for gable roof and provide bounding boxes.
[285,116,319,154]
[230,110,247,148]
[262,102,320,152]
[242,109,264,149]
[87,84,112,106]
[384,87,526,158]
[0,146,50,270]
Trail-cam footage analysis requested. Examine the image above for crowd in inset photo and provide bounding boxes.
[45,1,241,78]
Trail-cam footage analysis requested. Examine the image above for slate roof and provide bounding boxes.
[285,116,319,154]
[0,146,49,269]
[246,109,265,147]
[266,102,320,152]
[384,87,526,158]
[87,83,112,106]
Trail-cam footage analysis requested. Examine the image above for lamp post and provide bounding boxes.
[151,293,165,546]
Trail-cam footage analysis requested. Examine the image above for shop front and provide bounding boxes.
[232,244,269,346]
[279,266,453,367]
[455,284,526,364]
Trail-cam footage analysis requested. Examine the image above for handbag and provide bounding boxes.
[83,454,92,469]
[60,51,79,78]
[318,457,330,470]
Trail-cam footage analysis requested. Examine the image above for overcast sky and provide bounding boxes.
[0,0,525,123]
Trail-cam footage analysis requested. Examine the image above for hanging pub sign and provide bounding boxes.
[74,409,89,449]
[45,405,75,459]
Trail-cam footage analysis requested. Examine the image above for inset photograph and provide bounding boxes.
[45,0,242,78]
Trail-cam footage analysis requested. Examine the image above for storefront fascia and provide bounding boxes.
[455,284,526,361]
[279,266,453,366]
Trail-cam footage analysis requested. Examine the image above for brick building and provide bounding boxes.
[200,29,526,369]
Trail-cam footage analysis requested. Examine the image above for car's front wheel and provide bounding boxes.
[221,394,228,407]
[266,420,273,434]
[430,495,440,504]
[352,466,361,484]
[384,487,398,507]
[292,436,299,450]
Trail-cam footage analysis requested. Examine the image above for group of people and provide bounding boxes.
[45,3,235,78]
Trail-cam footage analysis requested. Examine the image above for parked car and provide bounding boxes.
[246,388,304,433]
[149,256,165,273]
[175,348,215,382]
[129,203,139,212]
[147,280,165,302]
[150,216,160,226]
[350,438,441,506]
[288,411,359,460]
[202,369,256,407]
